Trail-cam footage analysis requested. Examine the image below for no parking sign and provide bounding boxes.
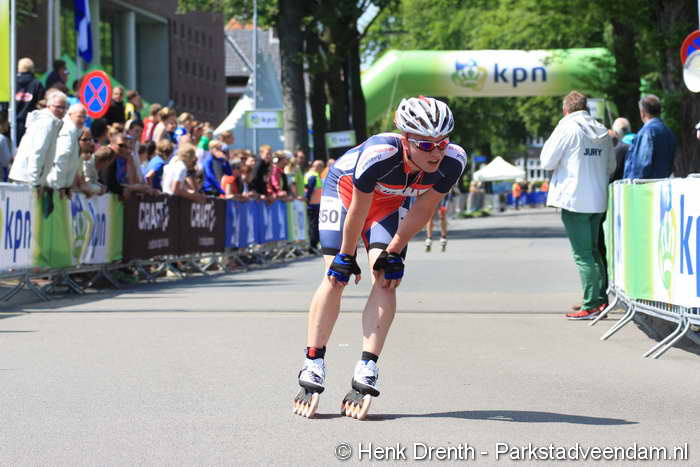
[79,70,112,119]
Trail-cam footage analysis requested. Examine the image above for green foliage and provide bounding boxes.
[177,0,278,27]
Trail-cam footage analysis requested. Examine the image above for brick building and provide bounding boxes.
[17,0,226,124]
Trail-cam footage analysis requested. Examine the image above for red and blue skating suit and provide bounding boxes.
[319,132,467,255]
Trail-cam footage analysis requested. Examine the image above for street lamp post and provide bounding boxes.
[252,0,257,154]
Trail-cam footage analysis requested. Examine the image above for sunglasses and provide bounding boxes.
[407,138,449,152]
[79,137,96,142]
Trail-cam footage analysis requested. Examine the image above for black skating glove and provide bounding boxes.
[373,251,404,280]
[327,253,361,283]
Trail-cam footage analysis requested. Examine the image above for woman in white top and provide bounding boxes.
[162,144,207,202]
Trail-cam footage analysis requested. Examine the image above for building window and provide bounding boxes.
[180,23,185,39]
[185,60,190,74]
[177,57,182,73]
[174,92,179,105]
[213,70,217,82]
[209,35,213,48]
[199,63,203,79]
[187,27,192,42]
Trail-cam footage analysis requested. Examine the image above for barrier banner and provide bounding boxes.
[257,201,274,244]
[70,193,123,264]
[608,180,700,307]
[34,190,73,268]
[237,200,257,248]
[225,200,240,249]
[177,198,226,254]
[0,184,36,270]
[287,200,307,241]
[123,195,178,260]
[270,200,288,242]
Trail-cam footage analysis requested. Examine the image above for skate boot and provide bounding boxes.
[341,360,379,420]
[293,358,325,418]
[440,237,447,252]
[425,237,432,252]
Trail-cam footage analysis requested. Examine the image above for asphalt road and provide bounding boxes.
[1,208,697,466]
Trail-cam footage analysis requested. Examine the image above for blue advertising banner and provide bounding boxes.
[271,200,287,242]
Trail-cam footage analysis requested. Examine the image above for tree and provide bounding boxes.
[178,0,309,153]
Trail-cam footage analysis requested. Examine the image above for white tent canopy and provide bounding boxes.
[473,156,525,182]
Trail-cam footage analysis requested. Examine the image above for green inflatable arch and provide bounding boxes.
[361,48,608,125]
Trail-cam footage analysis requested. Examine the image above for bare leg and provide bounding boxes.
[306,255,345,348]
[440,210,448,238]
[361,248,398,356]
[426,216,434,240]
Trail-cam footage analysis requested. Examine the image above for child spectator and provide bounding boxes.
[145,139,173,191]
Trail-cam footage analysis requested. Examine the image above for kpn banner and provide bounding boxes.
[0,184,37,271]
[70,193,123,264]
[609,180,700,308]
[362,48,607,124]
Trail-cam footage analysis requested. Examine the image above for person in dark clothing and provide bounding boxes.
[104,86,126,126]
[252,144,273,196]
[15,57,45,144]
[304,160,324,251]
[623,94,676,180]
[45,59,68,90]
[202,140,232,196]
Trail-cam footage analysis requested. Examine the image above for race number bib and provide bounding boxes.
[319,196,342,231]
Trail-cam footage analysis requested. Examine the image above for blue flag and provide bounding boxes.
[74,0,93,63]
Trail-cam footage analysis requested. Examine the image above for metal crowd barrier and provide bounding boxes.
[590,177,700,359]
[0,240,316,305]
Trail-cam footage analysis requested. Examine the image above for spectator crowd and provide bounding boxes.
[2,57,328,251]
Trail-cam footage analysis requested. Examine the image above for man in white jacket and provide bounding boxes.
[9,91,67,188]
[540,91,616,320]
[46,103,86,194]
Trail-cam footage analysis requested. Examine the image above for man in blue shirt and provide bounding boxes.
[623,95,677,179]
[202,140,232,196]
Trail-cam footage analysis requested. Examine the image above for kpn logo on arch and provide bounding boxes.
[451,52,549,91]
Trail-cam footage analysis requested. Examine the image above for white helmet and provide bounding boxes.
[394,96,454,138]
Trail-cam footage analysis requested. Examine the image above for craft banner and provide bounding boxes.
[123,195,178,261]
[608,180,700,307]
[0,184,36,270]
[177,198,226,254]
[70,193,122,264]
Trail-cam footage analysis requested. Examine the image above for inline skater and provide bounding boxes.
[424,192,451,252]
[293,96,467,419]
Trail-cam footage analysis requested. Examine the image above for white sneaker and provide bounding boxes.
[298,358,326,392]
[440,237,447,251]
[425,238,432,252]
[352,360,380,396]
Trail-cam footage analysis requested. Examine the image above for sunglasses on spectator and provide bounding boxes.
[79,137,96,142]
[117,143,128,148]
[407,138,449,152]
